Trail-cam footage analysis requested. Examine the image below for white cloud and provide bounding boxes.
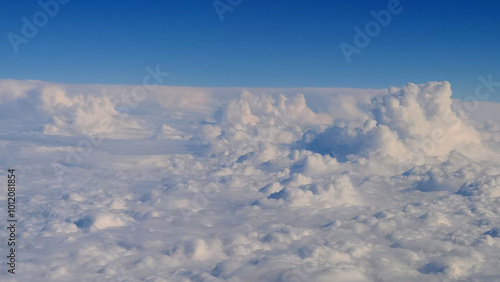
[2,79,500,281]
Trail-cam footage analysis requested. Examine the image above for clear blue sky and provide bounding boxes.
[1,0,500,101]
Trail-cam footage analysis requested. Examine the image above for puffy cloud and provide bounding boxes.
[40,86,150,139]
[267,174,362,208]
[300,81,482,166]
[204,90,334,165]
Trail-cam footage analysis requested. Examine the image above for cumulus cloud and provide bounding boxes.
[299,81,482,166]
[40,86,151,139]
[267,173,362,208]
[204,90,334,165]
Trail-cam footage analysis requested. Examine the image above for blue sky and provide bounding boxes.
[1,0,500,101]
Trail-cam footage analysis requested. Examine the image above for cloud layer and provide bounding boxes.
[1,79,500,281]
